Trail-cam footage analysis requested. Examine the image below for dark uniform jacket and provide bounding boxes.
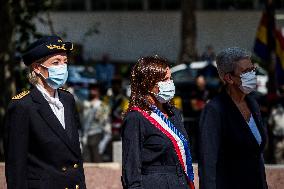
[198,90,268,189]
[121,106,191,189]
[4,87,86,189]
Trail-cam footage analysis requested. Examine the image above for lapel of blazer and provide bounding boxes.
[58,90,81,155]
[245,94,267,151]
[30,87,80,157]
[222,91,262,149]
[58,91,73,138]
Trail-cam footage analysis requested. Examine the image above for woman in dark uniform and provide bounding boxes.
[4,36,86,189]
[121,56,195,189]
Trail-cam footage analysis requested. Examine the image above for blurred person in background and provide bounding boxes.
[189,75,210,160]
[121,56,195,189]
[268,85,284,164]
[190,75,210,114]
[4,36,86,189]
[199,45,219,85]
[201,45,216,63]
[199,47,268,189]
[81,83,111,162]
[95,53,115,93]
[106,78,129,141]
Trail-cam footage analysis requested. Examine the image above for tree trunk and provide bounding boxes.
[0,1,16,121]
[179,0,198,64]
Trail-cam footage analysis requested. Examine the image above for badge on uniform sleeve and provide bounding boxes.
[12,90,30,100]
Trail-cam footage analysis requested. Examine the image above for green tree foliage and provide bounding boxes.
[0,0,54,159]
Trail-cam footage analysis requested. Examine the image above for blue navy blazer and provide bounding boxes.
[4,87,86,189]
[198,90,268,189]
[121,107,190,189]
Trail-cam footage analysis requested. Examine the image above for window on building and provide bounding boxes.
[55,0,85,11]
[149,0,181,10]
[202,0,256,10]
[52,0,284,11]
[128,0,143,10]
[92,0,109,10]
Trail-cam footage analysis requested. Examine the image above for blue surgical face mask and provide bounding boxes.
[40,64,68,89]
[151,80,175,103]
[240,71,257,94]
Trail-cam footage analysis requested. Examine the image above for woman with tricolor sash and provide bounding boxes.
[121,56,195,189]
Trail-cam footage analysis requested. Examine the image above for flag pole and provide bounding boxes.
[266,0,277,94]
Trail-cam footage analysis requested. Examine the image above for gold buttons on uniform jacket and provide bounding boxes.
[62,164,78,172]
[62,166,67,172]
[75,185,79,189]
[73,164,79,169]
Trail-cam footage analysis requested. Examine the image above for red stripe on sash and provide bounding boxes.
[131,108,186,175]
[189,181,195,189]
[131,107,195,189]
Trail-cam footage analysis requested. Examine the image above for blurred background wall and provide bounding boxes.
[35,11,263,62]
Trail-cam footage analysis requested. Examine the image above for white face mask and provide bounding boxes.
[239,71,257,94]
[152,80,175,103]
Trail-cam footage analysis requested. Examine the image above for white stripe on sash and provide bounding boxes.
[150,112,188,175]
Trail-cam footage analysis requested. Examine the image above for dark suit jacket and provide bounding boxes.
[4,87,86,189]
[121,107,190,189]
[198,90,268,189]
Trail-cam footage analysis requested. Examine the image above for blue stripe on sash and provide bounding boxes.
[151,106,194,181]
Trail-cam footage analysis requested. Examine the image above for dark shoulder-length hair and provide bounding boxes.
[125,56,173,115]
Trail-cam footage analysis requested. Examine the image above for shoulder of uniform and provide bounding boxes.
[12,90,30,100]
[58,87,70,93]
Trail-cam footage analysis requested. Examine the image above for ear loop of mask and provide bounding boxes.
[228,71,255,92]
[148,90,157,96]
[232,73,243,89]
[147,87,159,106]
[36,64,48,80]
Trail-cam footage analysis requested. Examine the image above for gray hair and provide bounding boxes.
[216,47,251,80]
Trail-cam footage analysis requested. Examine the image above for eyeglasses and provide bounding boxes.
[228,65,257,74]
[227,65,257,78]
[240,65,257,74]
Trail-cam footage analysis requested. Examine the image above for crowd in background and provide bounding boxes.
[0,45,284,164]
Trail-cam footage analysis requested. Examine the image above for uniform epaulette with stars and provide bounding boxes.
[58,87,70,93]
[12,90,30,100]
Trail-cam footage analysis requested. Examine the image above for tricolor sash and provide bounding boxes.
[131,106,195,189]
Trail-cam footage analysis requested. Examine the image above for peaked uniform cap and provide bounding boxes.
[22,35,73,66]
